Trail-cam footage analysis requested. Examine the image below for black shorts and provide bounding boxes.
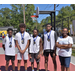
[5,55,15,61]
[43,50,55,57]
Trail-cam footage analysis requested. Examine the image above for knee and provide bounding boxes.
[12,61,14,65]
[45,59,48,63]
[6,61,9,65]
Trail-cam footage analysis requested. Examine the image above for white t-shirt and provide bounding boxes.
[2,36,15,56]
[15,31,30,52]
[57,36,73,57]
[29,36,40,53]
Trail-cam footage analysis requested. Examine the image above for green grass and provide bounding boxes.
[72,49,75,56]
[0,40,2,43]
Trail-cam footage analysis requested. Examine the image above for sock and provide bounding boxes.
[37,70,39,71]
[32,69,34,71]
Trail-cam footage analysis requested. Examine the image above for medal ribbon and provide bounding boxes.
[33,36,38,42]
[8,36,12,45]
[47,30,51,39]
[20,32,25,40]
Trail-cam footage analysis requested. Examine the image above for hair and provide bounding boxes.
[7,28,13,32]
[33,29,39,33]
[19,23,26,28]
[46,23,52,26]
[46,23,52,30]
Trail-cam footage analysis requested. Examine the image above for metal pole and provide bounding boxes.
[36,18,37,29]
[51,12,52,27]
[62,19,63,30]
[23,4,25,24]
[68,17,69,30]
[54,12,55,31]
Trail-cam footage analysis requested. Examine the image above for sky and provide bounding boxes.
[0,4,71,23]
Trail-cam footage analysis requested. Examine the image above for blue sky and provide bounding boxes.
[0,4,71,23]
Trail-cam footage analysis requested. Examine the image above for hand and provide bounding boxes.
[29,54,32,59]
[53,53,56,57]
[37,54,40,59]
[41,51,43,56]
[20,50,25,54]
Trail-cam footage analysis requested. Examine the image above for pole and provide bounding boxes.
[36,17,37,29]
[54,4,56,31]
[23,4,25,24]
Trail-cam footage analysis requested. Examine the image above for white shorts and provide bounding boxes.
[17,51,28,60]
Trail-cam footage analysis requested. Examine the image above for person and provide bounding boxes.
[29,29,43,71]
[2,28,15,71]
[42,23,57,71]
[56,28,73,71]
[15,23,30,71]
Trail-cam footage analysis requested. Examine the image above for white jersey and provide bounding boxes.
[29,36,41,53]
[2,36,15,56]
[57,36,73,57]
[44,30,56,50]
[15,31,30,52]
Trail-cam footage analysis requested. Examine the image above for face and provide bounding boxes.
[46,25,52,31]
[8,30,13,37]
[33,30,38,36]
[62,28,68,37]
[20,27,25,33]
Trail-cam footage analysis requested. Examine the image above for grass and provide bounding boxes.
[0,40,2,43]
[72,49,75,57]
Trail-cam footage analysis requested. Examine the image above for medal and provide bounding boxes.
[21,38,24,44]
[33,41,36,44]
[8,37,12,48]
[20,32,25,44]
[47,38,50,41]
[47,30,51,42]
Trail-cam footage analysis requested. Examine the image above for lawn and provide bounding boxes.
[0,40,2,43]
[72,49,75,56]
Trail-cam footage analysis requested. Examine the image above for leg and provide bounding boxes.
[61,65,65,71]
[5,55,10,71]
[43,51,49,71]
[37,62,39,71]
[17,52,22,71]
[24,60,27,71]
[6,61,9,71]
[31,62,34,71]
[59,56,65,71]
[45,56,48,71]
[11,60,15,71]
[64,57,71,71]
[17,60,21,71]
[52,57,57,71]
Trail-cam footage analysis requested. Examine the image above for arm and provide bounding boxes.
[23,40,30,52]
[60,44,72,49]
[15,40,22,52]
[39,38,43,55]
[2,44,5,51]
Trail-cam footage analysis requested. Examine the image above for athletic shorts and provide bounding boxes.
[5,55,15,61]
[30,53,40,63]
[43,50,55,57]
[59,56,71,68]
[17,51,28,60]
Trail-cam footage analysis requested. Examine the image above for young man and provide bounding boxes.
[56,28,73,71]
[15,23,30,71]
[2,28,15,71]
[42,23,57,71]
[29,29,42,71]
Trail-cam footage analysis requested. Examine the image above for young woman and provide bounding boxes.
[56,28,73,71]
[15,23,30,71]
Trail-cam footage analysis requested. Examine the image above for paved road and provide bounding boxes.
[0,48,75,65]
